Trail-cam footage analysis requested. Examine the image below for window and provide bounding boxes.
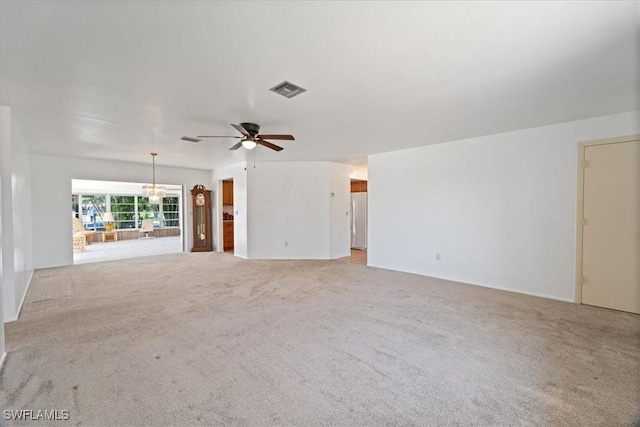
[110,196,136,229]
[162,197,180,228]
[137,197,160,228]
[81,195,106,230]
[73,191,181,230]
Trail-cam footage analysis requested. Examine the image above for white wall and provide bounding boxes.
[330,163,368,259]
[212,163,248,258]
[30,154,211,269]
[1,106,34,322]
[369,111,639,302]
[11,114,34,315]
[0,107,7,354]
[247,162,331,259]
[246,161,366,260]
[0,107,14,323]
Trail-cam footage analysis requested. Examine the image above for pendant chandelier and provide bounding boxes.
[142,152,166,204]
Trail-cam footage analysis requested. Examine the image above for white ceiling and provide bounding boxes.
[72,179,182,196]
[1,1,637,170]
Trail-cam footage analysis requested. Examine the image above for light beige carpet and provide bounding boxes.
[1,252,639,426]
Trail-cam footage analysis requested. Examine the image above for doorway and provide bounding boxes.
[71,179,184,264]
[222,179,234,253]
[350,179,368,264]
[577,136,639,314]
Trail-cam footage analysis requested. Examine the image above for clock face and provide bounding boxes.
[196,193,205,206]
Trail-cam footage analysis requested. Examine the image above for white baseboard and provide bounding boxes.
[458,278,575,303]
[15,270,34,320]
[367,263,574,304]
[4,270,34,323]
[330,252,352,260]
[0,352,6,369]
[233,254,248,260]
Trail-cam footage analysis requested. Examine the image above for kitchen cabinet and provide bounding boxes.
[222,181,234,205]
[351,181,367,193]
[223,221,234,250]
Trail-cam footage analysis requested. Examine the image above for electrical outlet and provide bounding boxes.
[285,241,288,246]
[435,253,441,261]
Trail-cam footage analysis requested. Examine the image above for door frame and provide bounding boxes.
[217,178,234,253]
[349,179,368,251]
[575,134,640,304]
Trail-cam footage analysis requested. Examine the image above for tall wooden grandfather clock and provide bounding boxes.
[191,185,212,252]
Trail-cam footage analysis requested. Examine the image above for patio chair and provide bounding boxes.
[72,217,97,244]
[73,233,86,253]
[139,219,156,239]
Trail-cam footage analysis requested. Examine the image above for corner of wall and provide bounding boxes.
[13,270,33,322]
[368,111,639,302]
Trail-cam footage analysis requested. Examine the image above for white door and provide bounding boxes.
[351,193,367,250]
[581,139,639,314]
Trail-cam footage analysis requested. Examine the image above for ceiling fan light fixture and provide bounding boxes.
[242,139,257,150]
[192,123,291,151]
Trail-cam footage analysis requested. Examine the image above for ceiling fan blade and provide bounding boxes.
[257,134,294,141]
[229,141,244,150]
[231,123,250,137]
[181,136,202,143]
[257,139,284,151]
[196,135,242,139]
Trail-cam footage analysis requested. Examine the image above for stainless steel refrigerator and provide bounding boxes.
[351,192,367,249]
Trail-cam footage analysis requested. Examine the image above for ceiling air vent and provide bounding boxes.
[270,81,306,99]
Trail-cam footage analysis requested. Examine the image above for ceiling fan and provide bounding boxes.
[181,123,294,151]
